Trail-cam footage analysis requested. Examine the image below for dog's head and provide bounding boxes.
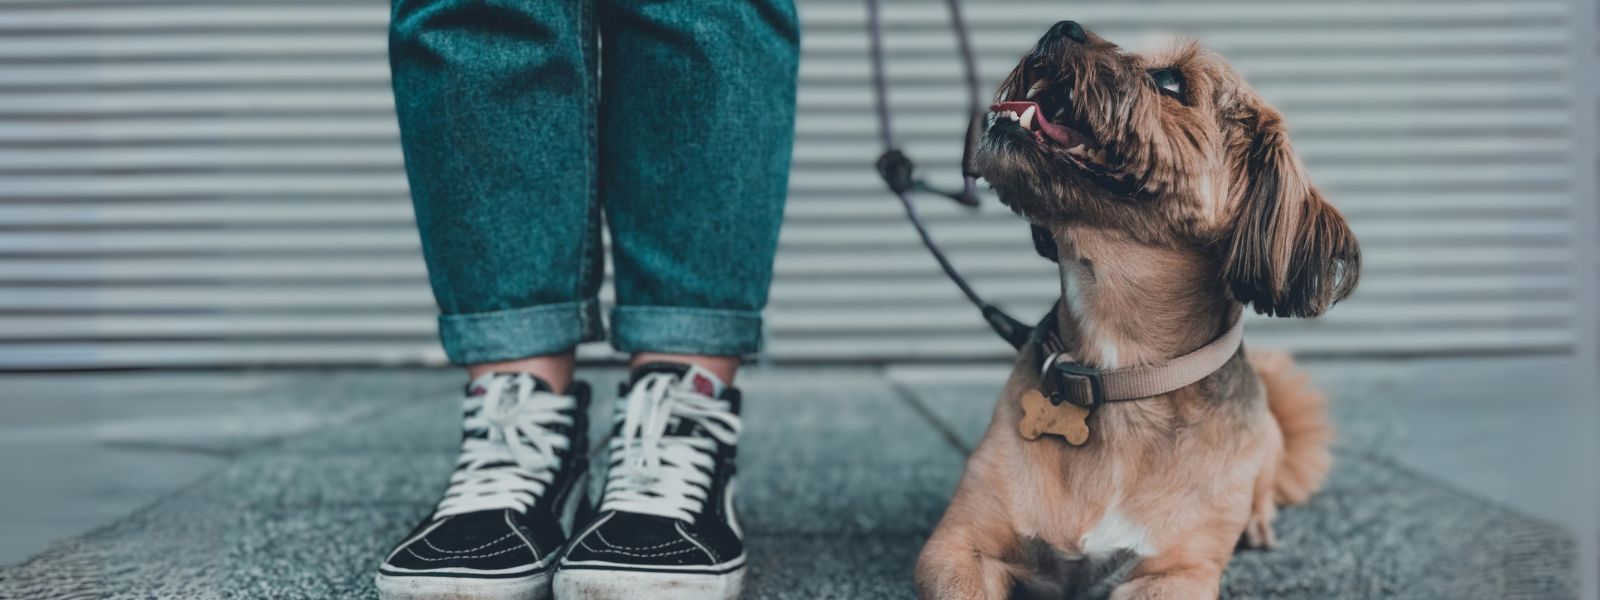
[969,22,1359,318]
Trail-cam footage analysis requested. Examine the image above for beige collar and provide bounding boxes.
[1032,302,1244,408]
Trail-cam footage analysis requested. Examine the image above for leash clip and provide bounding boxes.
[875,149,916,194]
[1048,361,1104,409]
[876,149,981,207]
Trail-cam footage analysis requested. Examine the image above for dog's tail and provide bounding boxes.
[1249,349,1334,505]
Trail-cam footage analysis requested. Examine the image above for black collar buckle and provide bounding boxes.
[1047,361,1105,409]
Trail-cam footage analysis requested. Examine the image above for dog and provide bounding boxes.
[915,21,1359,600]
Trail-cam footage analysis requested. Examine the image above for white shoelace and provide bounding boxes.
[434,373,576,519]
[600,371,741,522]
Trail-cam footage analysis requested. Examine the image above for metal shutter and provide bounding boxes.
[0,0,1584,368]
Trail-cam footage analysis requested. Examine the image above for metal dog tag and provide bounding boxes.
[1018,389,1091,446]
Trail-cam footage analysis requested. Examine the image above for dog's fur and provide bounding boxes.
[915,25,1358,600]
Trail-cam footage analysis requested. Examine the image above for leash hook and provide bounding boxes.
[876,149,981,208]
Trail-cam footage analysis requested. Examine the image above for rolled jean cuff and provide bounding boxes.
[610,306,764,357]
[438,299,604,365]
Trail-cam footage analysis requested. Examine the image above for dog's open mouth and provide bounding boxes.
[989,80,1127,181]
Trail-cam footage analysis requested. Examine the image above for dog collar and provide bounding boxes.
[1018,302,1244,445]
[1029,301,1245,409]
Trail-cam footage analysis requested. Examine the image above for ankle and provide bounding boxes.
[630,353,739,385]
[467,351,576,393]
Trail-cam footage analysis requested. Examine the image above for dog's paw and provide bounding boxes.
[1241,509,1277,549]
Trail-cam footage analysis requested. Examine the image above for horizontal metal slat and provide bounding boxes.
[0,247,1571,285]
[0,273,1570,313]
[0,162,1571,200]
[0,135,1567,172]
[0,83,1564,118]
[0,27,1570,62]
[799,2,1569,27]
[0,189,1571,225]
[0,218,1572,257]
[0,2,1565,35]
[0,107,1571,141]
[0,52,1568,91]
[801,27,1570,53]
[0,325,1574,370]
[0,300,1571,341]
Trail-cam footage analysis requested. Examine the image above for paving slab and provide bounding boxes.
[0,370,452,566]
[735,369,964,535]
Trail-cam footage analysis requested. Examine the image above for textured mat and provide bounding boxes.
[0,373,1577,599]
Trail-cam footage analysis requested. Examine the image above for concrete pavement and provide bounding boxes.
[0,364,1581,598]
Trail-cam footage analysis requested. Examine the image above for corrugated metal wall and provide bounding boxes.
[0,0,1584,369]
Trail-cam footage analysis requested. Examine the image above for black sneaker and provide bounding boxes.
[376,373,589,600]
[553,363,745,600]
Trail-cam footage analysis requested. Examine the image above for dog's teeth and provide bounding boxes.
[1026,80,1047,100]
[1020,105,1037,129]
[1053,108,1068,122]
[1068,90,1076,103]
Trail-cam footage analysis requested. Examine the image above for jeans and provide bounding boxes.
[389,0,800,365]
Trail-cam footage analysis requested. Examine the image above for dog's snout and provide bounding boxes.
[1046,20,1088,44]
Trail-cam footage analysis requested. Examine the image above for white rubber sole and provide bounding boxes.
[551,566,744,600]
[375,570,551,600]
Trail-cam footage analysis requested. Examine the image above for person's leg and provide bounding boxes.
[467,352,578,393]
[390,0,604,384]
[378,2,599,598]
[552,1,798,598]
[598,0,800,373]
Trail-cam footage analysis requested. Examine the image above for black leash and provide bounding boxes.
[865,0,1033,350]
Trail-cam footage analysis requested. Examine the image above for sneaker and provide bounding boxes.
[376,373,590,600]
[553,363,746,600]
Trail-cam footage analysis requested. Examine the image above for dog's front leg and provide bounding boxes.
[1109,555,1224,600]
[916,474,1020,600]
[915,525,1015,600]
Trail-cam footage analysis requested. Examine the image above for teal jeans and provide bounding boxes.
[389,0,799,365]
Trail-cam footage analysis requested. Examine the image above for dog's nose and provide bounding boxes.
[1046,20,1087,44]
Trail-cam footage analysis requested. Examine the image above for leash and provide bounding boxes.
[864,0,1032,350]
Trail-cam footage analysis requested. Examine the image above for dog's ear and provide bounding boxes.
[1221,111,1360,318]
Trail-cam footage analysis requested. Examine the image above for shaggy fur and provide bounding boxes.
[917,23,1356,600]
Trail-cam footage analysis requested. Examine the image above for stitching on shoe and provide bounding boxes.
[593,530,687,552]
[386,517,450,564]
[405,544,528,562]
[675,522,720,563]
[579,538,700,558]
[422,532,515,555]
[505,511,542,561]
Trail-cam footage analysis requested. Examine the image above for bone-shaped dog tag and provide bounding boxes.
[1018,389,1091,446]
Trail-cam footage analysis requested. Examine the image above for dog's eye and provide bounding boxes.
[1150,69,1184,100]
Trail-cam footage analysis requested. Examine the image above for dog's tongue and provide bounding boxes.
[992,101,1100,149]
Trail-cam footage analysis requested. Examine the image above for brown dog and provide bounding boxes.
[915,21,1359,600]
